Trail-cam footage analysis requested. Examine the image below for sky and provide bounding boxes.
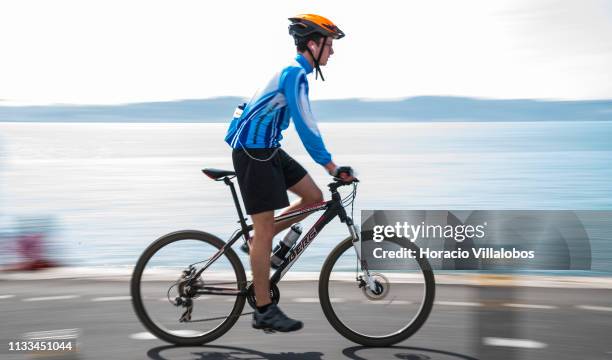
[1,0,611,105]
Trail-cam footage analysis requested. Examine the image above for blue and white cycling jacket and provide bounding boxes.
[224,54,332,166]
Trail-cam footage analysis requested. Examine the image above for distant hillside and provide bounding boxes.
[1,96,611,122]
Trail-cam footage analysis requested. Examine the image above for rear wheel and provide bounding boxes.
[319,237,435,347]
[131,230,247,345]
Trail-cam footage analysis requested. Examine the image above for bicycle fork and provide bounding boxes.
[347,222,380,293]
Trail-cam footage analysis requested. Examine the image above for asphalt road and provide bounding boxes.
[1,279,611,360]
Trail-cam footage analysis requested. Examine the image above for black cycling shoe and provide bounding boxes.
[252,304,303,332]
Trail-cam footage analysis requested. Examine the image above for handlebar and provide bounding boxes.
[327,165,358,193]
[328,177,359,192]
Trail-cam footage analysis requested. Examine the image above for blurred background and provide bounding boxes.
[0,1,611,359]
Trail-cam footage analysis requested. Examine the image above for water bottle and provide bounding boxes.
[271,223,302,268]
[233,102,246,119]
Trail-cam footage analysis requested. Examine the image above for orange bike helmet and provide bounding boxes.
[288,14,345,40]
[288,14,345,81]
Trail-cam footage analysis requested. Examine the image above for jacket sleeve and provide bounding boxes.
[283,69,333,166]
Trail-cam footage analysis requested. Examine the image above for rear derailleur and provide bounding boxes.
[172,266,202,322]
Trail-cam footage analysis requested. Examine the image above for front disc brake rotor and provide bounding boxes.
[362,272,390,300]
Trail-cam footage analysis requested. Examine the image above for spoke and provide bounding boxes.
[135,233,249,341]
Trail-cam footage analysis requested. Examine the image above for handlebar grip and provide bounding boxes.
[333,166,354,178]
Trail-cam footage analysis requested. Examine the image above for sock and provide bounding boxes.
[257,303,272,313]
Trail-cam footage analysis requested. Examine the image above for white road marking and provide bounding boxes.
[393,300,413,305]
[503,303,557,309]
[91,296,132,302]
[0,295,16,299]
[23,295,80,302]
[435,301,482,307]
[292,297,345,303]
[483,337,547,349]
[292,297,319,303]
[130,330,202,340]
[129,332,157,340]
[577,305,612,312]
[23,328,80,340]
[168,330,203,336]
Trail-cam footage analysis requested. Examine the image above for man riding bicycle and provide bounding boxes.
[224,14,355,332]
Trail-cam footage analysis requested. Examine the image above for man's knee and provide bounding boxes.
[304,188,324,204]
[252,211,275,240]
[254,226,274,240]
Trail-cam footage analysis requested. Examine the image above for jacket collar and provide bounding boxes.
[295,53,314,74]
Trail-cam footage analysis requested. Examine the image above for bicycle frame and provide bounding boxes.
[270,198,345,284]
[191,175,371,296]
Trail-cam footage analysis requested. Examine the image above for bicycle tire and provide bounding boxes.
[131,230,247,345]
[318,236,435,347]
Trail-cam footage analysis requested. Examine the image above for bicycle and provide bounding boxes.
[131,168,435,347]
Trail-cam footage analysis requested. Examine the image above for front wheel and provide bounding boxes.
[319,237,435,347]
[131,230,247,345]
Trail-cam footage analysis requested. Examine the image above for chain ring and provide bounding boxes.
[246,282,280,310]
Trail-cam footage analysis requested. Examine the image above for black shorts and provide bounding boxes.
[232,148,308,215]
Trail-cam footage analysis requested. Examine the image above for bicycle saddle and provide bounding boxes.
[202,168,236,180]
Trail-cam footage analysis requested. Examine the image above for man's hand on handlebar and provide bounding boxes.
[325,162,357,183]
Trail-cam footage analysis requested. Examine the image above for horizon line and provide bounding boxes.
[2,95,612,107]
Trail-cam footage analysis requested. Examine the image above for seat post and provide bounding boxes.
[223,177,249,235]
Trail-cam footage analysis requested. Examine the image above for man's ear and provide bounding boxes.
[308,39,317,52]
